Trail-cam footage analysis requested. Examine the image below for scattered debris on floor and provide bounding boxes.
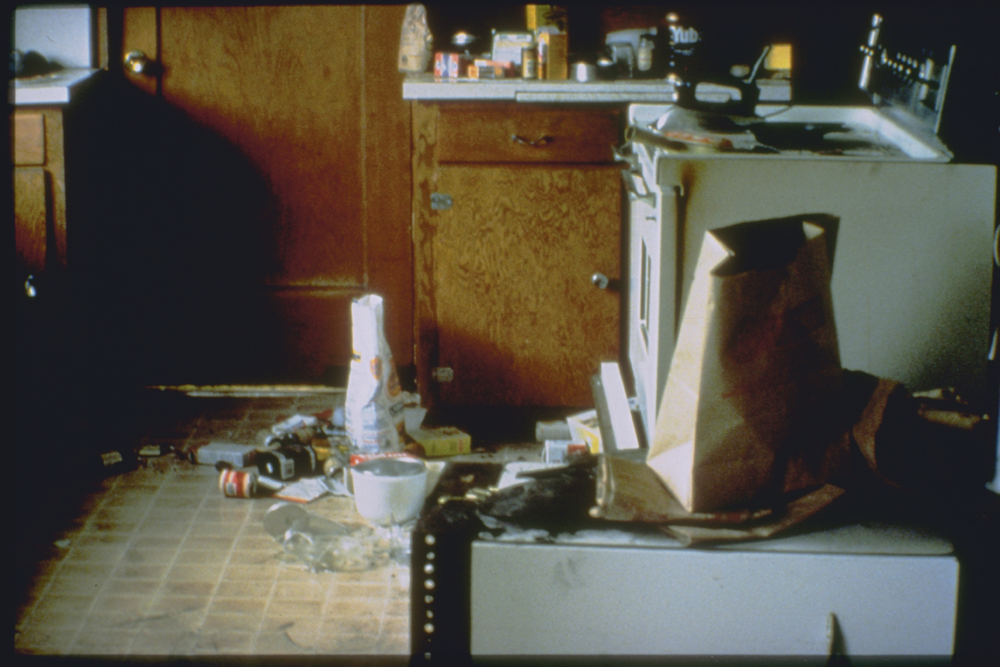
[264,502,411,572]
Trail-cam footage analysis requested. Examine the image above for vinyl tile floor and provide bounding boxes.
[14,390,411,659]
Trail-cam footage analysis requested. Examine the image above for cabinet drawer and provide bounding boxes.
[435,104,619,164]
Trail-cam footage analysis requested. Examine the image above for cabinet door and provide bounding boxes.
[427,165,621,406]
[13,109,66,292]
[103,6,411,384]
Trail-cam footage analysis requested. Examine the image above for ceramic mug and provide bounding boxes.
[335,457,428,526]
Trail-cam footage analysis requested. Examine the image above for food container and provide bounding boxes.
[573,62,596,82]
[219,469,257,498]
[196,442,257,468]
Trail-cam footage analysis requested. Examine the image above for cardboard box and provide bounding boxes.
[196,442,257,468]
[539,32,568,80]
[566,410,602,454]
[408,426,472,458]
[544,439,589,464]
[469,60,511,80]
[492,32,534,66]
[434,52,461,78]
[526,5,567,33]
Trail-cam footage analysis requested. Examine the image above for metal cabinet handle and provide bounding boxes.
[24,274,38,299]
[510,134,553,147]
[124,51,157,76]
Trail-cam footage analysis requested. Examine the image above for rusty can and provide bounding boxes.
[219,469,257,498]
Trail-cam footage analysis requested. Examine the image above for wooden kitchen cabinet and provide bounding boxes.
[13,108,67,298]
[13,103,87,404]
[412,102,623,407]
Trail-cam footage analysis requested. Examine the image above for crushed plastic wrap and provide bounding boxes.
[263,502,411,572]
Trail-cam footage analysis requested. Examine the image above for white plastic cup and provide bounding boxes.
[349,457,429,526]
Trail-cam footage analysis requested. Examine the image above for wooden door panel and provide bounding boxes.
[159,6,365,287]
[112,6,412,384]
[14,168,48,279]
[432,166,621,406]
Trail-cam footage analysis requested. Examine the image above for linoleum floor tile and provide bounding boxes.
[16,392,411,658]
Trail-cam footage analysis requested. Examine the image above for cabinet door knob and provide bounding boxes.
[124,51,157,76]
[591,272,620,291]
[24,274,38,298]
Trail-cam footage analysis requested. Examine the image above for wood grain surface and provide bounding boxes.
[13,112,46,166]
[112,6,413,382]
[14,168,48,279]
[412,102,441,400]
[160,5,365,287]
[437,104,620,164]
[413,101,624,406]
[432,165,621,406]
[13,109,66,273]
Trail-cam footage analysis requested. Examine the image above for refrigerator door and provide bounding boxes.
[657,158,996,396]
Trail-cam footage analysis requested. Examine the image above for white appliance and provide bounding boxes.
[410,469,960,662]
[410,18,992,665]
[620,17,997,454]
[467,523,958,658]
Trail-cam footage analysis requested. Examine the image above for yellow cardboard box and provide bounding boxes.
[407,426,472,458]
[566,410,602,454]
[538,32,568,80]
[526,5,567,33]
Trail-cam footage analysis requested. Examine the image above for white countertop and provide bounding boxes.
[402,74,791,104]
[10,68,100,105]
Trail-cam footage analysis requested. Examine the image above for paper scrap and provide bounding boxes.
[274,477,331,504]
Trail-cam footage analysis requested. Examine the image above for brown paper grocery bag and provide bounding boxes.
[646,214,845,513]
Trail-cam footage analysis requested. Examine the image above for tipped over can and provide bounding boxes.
[219,469,257,498]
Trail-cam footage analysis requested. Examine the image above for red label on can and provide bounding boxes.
[219,470,256,498]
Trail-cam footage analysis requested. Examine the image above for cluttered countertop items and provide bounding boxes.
[618,13,958,160]
[400,4,791,104]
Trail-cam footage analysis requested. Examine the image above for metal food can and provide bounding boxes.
[219,469,257,498]
[521,44,537,79]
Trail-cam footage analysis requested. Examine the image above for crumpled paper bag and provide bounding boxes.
[593,371,905,545]
[646,214,846,513]
[398,4,433,74]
